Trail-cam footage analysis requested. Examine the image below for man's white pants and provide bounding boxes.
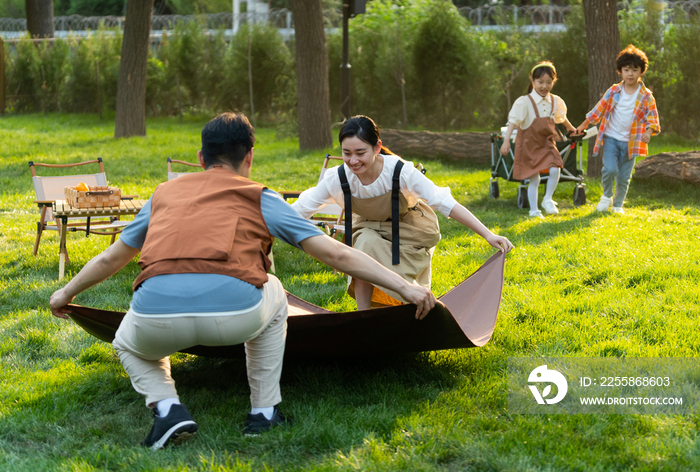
[113,275,288,409]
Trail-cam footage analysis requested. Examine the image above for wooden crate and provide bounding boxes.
[64,185,121,208]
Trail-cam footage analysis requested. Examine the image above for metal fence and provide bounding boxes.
[458,4,574,26]
[0,9,343,39]
[1,2,698,39]
[458,1,700,27]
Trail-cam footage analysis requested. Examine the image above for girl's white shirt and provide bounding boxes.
[291,153,458,219]
[507,90,568,130]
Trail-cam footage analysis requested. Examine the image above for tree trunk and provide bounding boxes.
[289,0,332,150]
[380,129,492,164]
[582,0,620,178]
[0,38,5,115]
[248,31,256,128]
[634,151,700,185]
[25,0,54,38]
[114,0,153,139]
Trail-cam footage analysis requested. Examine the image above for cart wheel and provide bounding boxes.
[517,185,529,209]
[490,180,499,199]
[573,184,586,207]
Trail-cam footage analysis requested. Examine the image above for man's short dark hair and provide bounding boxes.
[201,112,255,169]
[616,44,649,74]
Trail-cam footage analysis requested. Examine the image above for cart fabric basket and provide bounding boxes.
[64,185,121,208]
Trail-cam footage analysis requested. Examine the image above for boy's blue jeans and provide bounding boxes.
[601,136,636,208]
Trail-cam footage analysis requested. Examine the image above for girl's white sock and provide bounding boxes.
[528,174,540,212]
[544,167,561,201]
[156,397,181,417]
[251,406,275,420]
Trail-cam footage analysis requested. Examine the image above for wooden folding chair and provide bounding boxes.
[167,157,202,180]
[29,158,131,262]
[309,154,347,240]
[280,154,347,242]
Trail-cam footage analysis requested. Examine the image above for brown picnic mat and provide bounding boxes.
[65,251,505,359]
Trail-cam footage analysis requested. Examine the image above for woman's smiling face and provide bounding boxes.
[341,136,381,176]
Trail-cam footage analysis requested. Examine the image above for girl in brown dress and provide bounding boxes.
[500,62,577,218]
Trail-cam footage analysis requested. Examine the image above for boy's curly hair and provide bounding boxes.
[616,44,649,73]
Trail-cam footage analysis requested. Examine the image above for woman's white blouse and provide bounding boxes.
[291,154,458,219]
[507,91,568,130]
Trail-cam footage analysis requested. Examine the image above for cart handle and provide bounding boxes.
[566,130,586,142]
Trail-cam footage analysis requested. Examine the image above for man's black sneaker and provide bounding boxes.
[244,406,290,436]
[142,403,198,450]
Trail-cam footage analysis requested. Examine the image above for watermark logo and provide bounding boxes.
[510,358,694,414]
[528,365,568,405]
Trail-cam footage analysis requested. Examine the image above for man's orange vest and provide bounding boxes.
[133,166,274,290]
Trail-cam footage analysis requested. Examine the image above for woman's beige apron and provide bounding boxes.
[512,94,563,180]
[346,190,441,307]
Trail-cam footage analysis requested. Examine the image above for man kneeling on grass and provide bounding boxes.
[49,112,436,450]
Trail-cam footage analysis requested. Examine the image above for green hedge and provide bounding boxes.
[5,27,121,115]
[2,1,698,139]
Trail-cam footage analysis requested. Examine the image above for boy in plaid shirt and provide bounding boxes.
[576,44,661,214]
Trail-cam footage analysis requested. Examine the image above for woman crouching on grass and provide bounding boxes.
[291,115,513,310]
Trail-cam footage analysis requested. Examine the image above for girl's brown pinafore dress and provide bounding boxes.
[512,94,563,180]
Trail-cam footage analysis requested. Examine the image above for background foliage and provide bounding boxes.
[412,1,494,130]
[2,0,699,138]
[0,0,24,17]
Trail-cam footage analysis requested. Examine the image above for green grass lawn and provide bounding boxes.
[2,113,700,471]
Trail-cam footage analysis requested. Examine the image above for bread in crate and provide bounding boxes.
[64,185,121,208]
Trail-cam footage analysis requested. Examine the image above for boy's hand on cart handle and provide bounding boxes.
[500,140,511,156]
[567,129,585,141]
[575,121,589,134]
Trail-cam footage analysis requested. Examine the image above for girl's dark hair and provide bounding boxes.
[339,115,394,155]
[616,44,648,73]
[527,61,558,93]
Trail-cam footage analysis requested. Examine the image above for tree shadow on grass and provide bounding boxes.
[166,347,488,455]
[466,173,700,251]
[173,349,468,409]
[415,150,700,213]
[0,344,500,471]
[3,343,476,465]
[628,178,700,211]
[398,152,492,171]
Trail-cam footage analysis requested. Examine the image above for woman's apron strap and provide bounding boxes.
[337,165,353,247]
[391,160,404,265]
[337,160,405,264]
